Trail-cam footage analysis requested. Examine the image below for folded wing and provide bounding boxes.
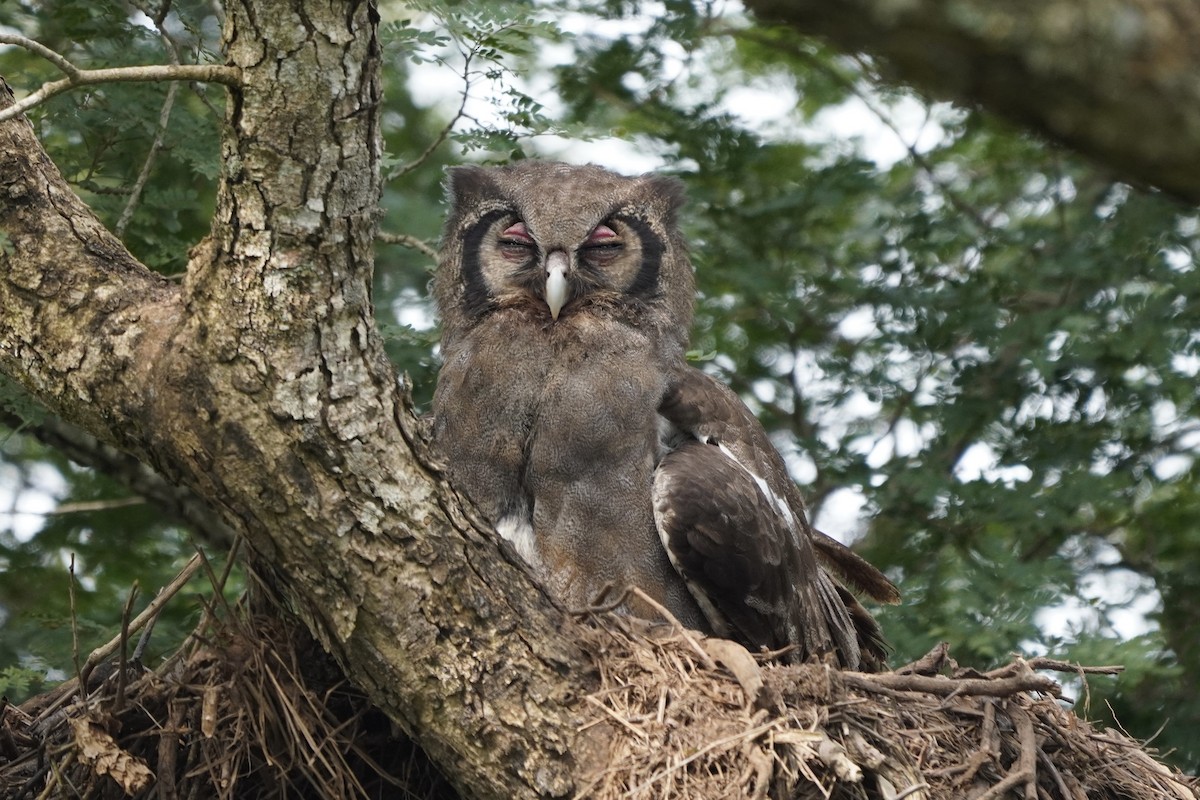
[653,367,895,669]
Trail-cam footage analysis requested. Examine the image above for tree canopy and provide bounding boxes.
[2,0,1199,789]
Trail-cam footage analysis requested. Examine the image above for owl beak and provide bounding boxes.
[545,250,569,320]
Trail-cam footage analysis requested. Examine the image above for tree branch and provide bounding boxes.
[378,231,438,260]
[3,2,593,794]
[742,0,1200,204]
[0,411,237,548]
[0,32,238,122]
[0,81,181,451]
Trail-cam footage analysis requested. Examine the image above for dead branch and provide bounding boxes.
[842,667,1061,699]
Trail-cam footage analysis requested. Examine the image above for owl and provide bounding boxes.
[432,161,898,670]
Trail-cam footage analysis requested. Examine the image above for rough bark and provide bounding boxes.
[744,0,1200,204]
[0,1,594,797]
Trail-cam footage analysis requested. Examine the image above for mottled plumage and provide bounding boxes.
[432,161,897,669]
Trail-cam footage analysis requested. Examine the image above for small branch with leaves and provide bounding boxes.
[0,33,238,123]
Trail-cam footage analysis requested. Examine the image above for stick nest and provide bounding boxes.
[573,612,1198,799]
[1,613,455,800]
[1,609,1196,800]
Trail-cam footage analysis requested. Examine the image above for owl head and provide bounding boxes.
[434,161,694,352]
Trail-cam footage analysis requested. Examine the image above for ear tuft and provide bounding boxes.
[641,174,687,222]
[444,165,497,210]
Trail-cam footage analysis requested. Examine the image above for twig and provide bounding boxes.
[0,35,237,123]
[0,34,77,76]
[80,563,189,692]
[36,553,205,723]
[157,699,185,800]
[893,782,931,800]
[970,767,1033,800]
[949,699,995,788]
[626,586,716,670]
[113,584,140,712]
[152,537,242,678]
[389,40,473,180]
[583,695,649,742]
[115,6,183,237]
[12,762,51,800]
[896,641,952,675]
[702,638,765,708]
[377,231,438,260]
[1037,745,1071,800]
[842,669,1060,698]
[43,497,147,515]
[1023,722,1046,798]
[969,704,1038,800]
[67,555,84,706]
[1022,658,1124,676]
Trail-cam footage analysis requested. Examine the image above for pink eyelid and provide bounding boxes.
[501,222,533,243]
[587,224,618,244]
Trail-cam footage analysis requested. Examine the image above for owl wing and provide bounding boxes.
[652,366,892,669]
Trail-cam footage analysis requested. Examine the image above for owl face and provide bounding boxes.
[434,162,694,349]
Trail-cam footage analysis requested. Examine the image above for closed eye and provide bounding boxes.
[584,223,618,247]
[498,220,535,259]
[580,223,622,262]
[499,220,534,246]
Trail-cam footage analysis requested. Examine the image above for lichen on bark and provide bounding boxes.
[0,1,593,797]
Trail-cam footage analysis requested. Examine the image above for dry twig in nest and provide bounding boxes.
[572,613,1199,800]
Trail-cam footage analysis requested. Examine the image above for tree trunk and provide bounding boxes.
[0,1,592,797]
[744,0,1200,204]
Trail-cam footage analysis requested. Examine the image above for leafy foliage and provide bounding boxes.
[3,0,1200,771]
[0,0,228,701]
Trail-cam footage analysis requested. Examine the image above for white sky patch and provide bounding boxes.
[850,417,931,469]
[718,77,800,137]
[807,95,951,168]
[780,441,818,487]
[1163,245,1193,272]
[837,306,879,342]
[531,136,670,173]
[813,486,869,543]
[0,459,70,543]
[391,287,436,331]
[954,442,1034,486]
[1172,352,1200,377]
[1152,454,1193,480]
[552,5,662,40]
[1037,563,1161,642]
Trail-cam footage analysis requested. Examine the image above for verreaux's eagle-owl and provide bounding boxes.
[431,161,898,669]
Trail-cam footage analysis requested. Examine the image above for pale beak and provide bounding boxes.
[545,250,569,320]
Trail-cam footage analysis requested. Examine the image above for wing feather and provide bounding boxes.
[655,366,892,669]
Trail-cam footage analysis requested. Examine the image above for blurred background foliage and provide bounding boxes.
[3,0,1199,770]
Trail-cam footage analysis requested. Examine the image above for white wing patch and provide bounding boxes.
[711,440,804,547]
[496,514,539,568]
